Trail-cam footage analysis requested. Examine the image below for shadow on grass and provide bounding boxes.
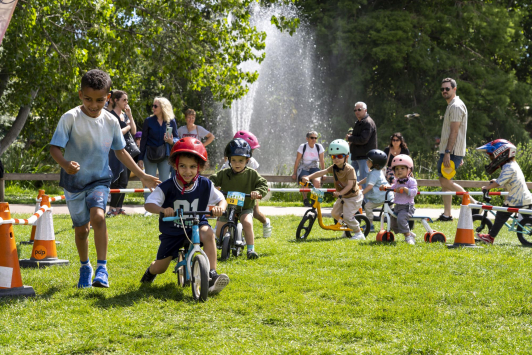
[88,283,194,308]
[289,237,345,243]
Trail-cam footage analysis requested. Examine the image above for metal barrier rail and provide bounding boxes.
[0,205,51,225]
[468,204,532,215]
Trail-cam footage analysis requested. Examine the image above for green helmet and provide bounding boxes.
[328,139,350,156]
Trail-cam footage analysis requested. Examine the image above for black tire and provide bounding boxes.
[516,216,532,247]
[296,212,316,240]
[176,251,189,287]
[221,232,231,261]
[429,232,446,243]
[355,215,371,237]
[191,255,209,302]
[472,214,492,235]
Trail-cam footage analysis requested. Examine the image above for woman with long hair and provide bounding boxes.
[138,97,179,215]
[107,90,137,216]
[383,132,410,183]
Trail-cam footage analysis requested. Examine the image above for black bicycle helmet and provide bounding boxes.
[367,149,388,170]
[225,138,252,159]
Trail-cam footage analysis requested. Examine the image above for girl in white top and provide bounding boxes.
[176,108,215,146]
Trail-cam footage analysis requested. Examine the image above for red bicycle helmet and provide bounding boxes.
[233,130,260,149]
[171,137,207,193]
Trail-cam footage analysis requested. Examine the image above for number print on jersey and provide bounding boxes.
[173,199,199,227]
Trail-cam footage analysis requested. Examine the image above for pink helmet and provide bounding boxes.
[391,154,414,171]
[233,130,260,149]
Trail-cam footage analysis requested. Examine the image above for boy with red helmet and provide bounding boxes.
[141,137,230,294]
[475,139,532,244]
[380,154,418,244]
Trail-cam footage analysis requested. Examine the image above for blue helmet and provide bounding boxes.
[225,138,251,159]
[476,139,516,174]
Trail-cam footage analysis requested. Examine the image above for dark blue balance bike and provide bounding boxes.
[218,191,252,260]
[162,209,213,302]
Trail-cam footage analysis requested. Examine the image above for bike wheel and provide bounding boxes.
[221,232,231,261]
[472,214,492,235]
[516,216,532,247]
[356,215,371,237]
[408,220,415,231]
[191,254,209,302]
[176,251,189,287]
[296,212,316,240]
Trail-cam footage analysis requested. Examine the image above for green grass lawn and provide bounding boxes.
[2,213,532,354]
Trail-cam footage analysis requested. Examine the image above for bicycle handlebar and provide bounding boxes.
[481,188,492,202]
[161,209,212,221]
[220,191,252,198]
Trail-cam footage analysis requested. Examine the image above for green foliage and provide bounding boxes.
[2,215,532,353]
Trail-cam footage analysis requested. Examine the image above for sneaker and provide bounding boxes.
[208,270,230,295]
[263,218,272,238]
[92,266,109,288]
[436,214,453,222]
[369,225,375,233]
[140,267,157,283]
[77,264,93,288]
[106,209,118,217]
[405,232,416,245]
[247,250,259,259]
[349,231,366,240]
[144,210,152,217]
[476,233,494,244]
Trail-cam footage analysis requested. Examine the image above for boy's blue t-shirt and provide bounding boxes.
[50,107,126,193]
[365,169,387,203]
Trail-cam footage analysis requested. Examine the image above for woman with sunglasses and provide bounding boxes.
[291,131,325,207]
[138,97,179,215]
[383,133,410,183]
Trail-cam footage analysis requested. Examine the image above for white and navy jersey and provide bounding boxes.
[146,175,223,237]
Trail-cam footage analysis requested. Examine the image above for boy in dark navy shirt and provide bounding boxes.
[141,138,229,294]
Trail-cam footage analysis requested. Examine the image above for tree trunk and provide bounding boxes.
[0,88,38,155]
[0,72,10,99]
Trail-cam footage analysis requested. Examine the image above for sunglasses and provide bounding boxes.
[331,154,346,159]
[308,137,317,140]
[440,87,451,92]
[392,139,400,142]
[152,104,158,108]
[354,108,364,112]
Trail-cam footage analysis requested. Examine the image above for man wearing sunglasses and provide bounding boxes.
[436,77,472,222]
[346,101,377,199]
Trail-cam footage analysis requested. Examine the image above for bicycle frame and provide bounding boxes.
[476,204,525,233]
[306,184,355,232]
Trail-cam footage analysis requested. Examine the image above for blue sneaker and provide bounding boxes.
[77,264,93,288]
[370,225,375,233]
[92,266,109,288]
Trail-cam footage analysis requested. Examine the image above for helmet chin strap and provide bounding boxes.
[175,156,200,194]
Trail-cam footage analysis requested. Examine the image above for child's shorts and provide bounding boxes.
[157,222,211,260]
[217,209,253,222]
[64,186,110,227]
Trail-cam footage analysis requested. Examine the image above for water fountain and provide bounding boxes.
[215,5,332,174]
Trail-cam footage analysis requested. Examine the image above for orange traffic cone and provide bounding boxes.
[0,202,35,297]
[447,194,481,248]
[20,189,49,245]
[19,195,69,268]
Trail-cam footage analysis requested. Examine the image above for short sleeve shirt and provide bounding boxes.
[326,163,359,198]
[497,161,532,206]
[177,125,210,140]
[365,169,387,203]
[439,96,468,156]
[297,143,324,167]
[50,107,126,193]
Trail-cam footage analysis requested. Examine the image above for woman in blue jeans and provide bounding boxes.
[138,97,178,215]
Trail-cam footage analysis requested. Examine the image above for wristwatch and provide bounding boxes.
[444,149,451,154]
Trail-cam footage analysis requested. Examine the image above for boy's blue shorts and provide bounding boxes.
[156,221,210,260]
[64,186,110,227]
[437,153,463,178]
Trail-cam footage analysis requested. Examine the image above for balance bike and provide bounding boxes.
[296,182,371,240]
[162,209,213,302]
[376,189,446,243]
[218,191,251,260]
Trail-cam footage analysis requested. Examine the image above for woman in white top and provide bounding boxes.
[176,108,215,146]
[291,131,325,207]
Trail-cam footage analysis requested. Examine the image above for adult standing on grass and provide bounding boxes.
[107,90,137,216]
[436,78,476,221]
[138,97,179,215]
[291,131,325,207]
[49,69,160,289]
[346,102,377,195]
[176,109,215,146]
[383,133,410,184]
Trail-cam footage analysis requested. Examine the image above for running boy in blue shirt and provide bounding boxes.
[141,138,230,294]
[50,69,160,288]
